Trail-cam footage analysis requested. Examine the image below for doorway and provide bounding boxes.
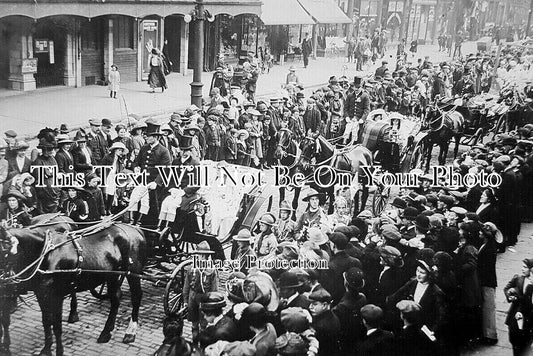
[33,18,67,88]
[164,16,181,73]
[141,18,159,80]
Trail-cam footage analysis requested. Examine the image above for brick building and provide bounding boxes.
[0,0,261,91]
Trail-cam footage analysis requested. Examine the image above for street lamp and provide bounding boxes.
[188,0,215,107]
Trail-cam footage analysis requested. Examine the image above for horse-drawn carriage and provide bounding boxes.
[0,162,272,355]
[360,109,427,215]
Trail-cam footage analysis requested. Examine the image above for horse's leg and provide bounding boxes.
[360,184,369,213]
[425,142,433,173]
[97,277,121,343]
[51,294,64,356]
[352,190,360,217]
[291,187,301,221]
[67,293,79,324]
[122,276,143,344]
[453,134,461,159]
[37,297,53,356]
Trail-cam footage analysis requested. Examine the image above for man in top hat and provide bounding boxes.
[86,118,109,164]
[344,75,370,144]
[55,134,75,174]
[135,118,172,183]
[394,300,435,355]
[359,304,394,356]
[332,267,367,352]
[308,289,341,356]
[7,139,31,180]
[196,292,239,346]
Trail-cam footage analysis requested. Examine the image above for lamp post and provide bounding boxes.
[526,0,533,38]
[190,0,205,107]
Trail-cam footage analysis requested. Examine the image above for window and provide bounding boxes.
[114,16,134,49]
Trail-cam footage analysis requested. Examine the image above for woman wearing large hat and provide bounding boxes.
[0,189,31,227]
[253,213,278,259]
[70,130,93,174]
[295,189,329,241]
[100,141,127,215]
[60,186,89,222]
[32,134,61,214]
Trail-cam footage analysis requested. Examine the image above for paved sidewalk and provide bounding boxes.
[0,42,477,139]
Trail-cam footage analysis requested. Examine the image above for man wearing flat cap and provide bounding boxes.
[359,304,394,356]
[308,289,341,355]
[86,118,109,164]
[394,300,436,355]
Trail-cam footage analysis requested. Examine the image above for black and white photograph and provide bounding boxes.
[1,0,533,355]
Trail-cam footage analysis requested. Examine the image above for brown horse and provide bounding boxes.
[424,105,465,171]
[0,222,146,356]
[0,214,80,355]
[299,136,374,217]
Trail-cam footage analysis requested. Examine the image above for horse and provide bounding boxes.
[423,103,465,171]
[0,214,82,355]
[275,128,303,216]
[0,222,146,356]
[299,135,374,217]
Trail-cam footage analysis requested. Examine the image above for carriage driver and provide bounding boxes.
[343,75,370,145]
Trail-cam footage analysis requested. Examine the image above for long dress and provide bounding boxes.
[148,54,167,89]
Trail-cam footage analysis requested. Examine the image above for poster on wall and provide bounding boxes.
[34,39,49,53]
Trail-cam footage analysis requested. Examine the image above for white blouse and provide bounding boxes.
[414,281,429,304]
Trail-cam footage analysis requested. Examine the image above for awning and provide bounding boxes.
[0,0,261,19]
[297,0,352,24]
[261,0,315,25]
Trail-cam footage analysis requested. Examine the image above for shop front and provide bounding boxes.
[405,0,437,44]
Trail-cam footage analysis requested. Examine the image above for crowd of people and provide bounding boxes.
[2,36,533,356]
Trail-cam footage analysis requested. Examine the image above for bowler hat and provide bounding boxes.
[391,197,407,209]
[200,292,226,311]
[101,118,113,127]
[278,271,303,289]
[414,214,430,232]
[343,267,365,290]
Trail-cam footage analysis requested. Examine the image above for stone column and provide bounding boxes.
[64,32,76,86]
[179,20,190,75]
[8,34,36,91]
[104,18,114,81]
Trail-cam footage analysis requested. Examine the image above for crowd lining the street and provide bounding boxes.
[2,39,533,356]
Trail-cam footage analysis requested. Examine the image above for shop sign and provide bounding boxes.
[21,58,38,73]
[143,20,158,32]
[34,39,49,53]
[413,0,437,4]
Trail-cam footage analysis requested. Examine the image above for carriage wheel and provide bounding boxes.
[372,185,390,216]
[164,259,193,316]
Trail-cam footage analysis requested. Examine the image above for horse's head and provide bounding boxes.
[424,105,443,131]
[275,130,291,160]
[299,136,317,170]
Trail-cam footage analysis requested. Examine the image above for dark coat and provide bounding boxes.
[504,275,533,327]
[312,310,341,356]
[476,203,499,225]
[359,329,394,356]
[394,324,436,356]
[374,267,408,307]
[287,293,311,309]
[332,291,367,355]
[135,143,172,182]
[322,251,362,303]
[201,315,240,344]
[6,156,31,179]
[387,279,447,335]
[454,244,482,308]
[55,149,75,174]
[70,145,93,173]
[477,240,497,288]
[87,131,108,164]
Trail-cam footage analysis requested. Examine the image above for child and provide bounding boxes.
[158,188,184,230]
[108,64,120,99]
[224,128,238,164]
[273,201,296,242]
[183,241,219,341]
[85,172,105,221]
[253,213,278,258]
